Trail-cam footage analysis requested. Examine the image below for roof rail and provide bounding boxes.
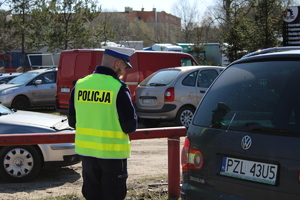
[242,46,300,58]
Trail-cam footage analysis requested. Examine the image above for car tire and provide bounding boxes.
[12,96,30,110]
[0,146,42,182]
[140,118,161,128]
[175,106,195,128]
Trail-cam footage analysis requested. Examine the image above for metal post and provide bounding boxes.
[168,136,180,199]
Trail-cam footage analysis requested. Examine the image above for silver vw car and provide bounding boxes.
[0,104,80,182]
[135,66,224,128]
[0,68,57,110]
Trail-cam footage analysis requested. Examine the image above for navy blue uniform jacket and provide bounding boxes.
[68,66,138,134]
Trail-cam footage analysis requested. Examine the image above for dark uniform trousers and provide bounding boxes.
[81,156,128,200]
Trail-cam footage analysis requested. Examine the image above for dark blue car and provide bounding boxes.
[181,47,300,200]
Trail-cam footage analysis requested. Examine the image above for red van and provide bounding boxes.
[56,49,198,113]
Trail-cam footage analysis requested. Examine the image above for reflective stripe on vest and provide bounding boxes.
[74,74,130,159]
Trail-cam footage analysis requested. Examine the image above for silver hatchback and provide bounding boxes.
[0,68,57,110]
[134,66,224,128]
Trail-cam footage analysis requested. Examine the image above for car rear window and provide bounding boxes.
[139,69,180,86]
[193,60,300,134]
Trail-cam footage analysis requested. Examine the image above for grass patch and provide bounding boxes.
[34,176,171,200]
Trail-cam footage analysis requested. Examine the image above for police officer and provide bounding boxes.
[68,46,138,200]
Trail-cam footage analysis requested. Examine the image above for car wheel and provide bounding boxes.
[12,96,30,110]
[175,106,195,128]
[0,146,42,182]
[140,118,161,128]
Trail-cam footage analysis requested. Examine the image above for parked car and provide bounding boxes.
[181,47,300,199]
[134,66,224,128]
[0,104,80,182]
[0,68,57,110]
[0,73,22,84]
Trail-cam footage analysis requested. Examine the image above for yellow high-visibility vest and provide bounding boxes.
[74,74,130,158]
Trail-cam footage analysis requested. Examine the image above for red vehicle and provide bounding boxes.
[56,49,199,113]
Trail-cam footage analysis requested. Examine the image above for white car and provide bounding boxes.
[0,104,80,182]
[0,68,57,110]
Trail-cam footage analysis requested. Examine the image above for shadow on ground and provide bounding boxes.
[0,166,81,195]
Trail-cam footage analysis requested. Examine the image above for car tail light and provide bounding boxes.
[181,137,204,172]
[164,87,174,101]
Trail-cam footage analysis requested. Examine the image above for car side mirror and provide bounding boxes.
[34,80,42,85]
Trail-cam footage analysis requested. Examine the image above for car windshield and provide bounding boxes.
[7,72,39,84]
[139,69,180,86]
[193,60,300,134]
[0,104,12,115]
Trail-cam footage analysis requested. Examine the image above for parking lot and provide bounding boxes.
[0,108,184,199]
[0,136,182,200]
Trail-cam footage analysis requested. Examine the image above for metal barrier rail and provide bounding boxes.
[0,127,187,199]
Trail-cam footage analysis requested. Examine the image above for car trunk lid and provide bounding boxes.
[135,86,168,110]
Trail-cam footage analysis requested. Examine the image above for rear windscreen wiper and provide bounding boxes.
[245,122,297,134]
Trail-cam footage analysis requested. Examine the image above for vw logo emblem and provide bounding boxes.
[241,135,252,150]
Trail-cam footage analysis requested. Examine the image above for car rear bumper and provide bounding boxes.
[55,97,69,115]
[134,103,177,113]
[39,143,78,164]
[135,103,178,120]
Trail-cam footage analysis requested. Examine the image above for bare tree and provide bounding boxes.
[171,0,199,42]
[130,20,156,47]
[89,11,118,48]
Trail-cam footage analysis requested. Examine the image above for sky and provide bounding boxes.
[100,0,215,16]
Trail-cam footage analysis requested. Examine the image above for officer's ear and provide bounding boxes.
[113,60,122,70]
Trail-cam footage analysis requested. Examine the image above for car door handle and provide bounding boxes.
[200,90,206,93]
